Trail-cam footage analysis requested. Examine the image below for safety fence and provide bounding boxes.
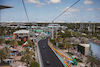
[48,43,70,67]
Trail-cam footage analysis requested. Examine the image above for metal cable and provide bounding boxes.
[0,9,1,22]
[22,0,29,22]
[52,0,80,22]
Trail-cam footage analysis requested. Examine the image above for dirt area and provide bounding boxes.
[0,66,11,67]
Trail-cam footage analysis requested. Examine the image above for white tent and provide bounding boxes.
[10,48,18,51]
[18,66,27,67]
[23,41,28,45]
[3,59,11,63]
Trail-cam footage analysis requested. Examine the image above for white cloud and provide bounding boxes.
[97,8,100,10]
[83,0,94,5]
[86,8,95,11]
[25,0,45,7]
[45,0,51,4]
[62,7,79,12]
[50,0,61,3]
[45,0,61,4]
[62,7,79,14]
[64,12,71,15]
[86,8,100,11]
[55,7,58,9]
[81,6,84,9]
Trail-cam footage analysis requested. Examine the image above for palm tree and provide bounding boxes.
[25,48,34,55]
[21,48,34,66]
[9,39,18,48]
[27,39,33,47]
[0,49,6,63]
[63,41,73,52]
[86,46,100,67]
[86,56,100,67]
[3,47,11,58]
[55,37,62,42]
[0,38,5,45]
[62,38,66,46]
[25,53,33,66]
[55,37,62,46]
[0,47,11,63]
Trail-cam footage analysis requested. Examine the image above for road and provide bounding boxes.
[38,37,64,67]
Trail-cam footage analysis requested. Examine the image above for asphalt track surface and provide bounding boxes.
[38,37,64,67]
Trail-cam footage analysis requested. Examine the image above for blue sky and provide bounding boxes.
[0,0,100,22]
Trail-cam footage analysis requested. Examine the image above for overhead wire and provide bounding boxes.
[22,0,29,22]
[52,0,80,22]
[0,9,1,22]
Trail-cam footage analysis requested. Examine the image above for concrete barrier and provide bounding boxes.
[37,43,44,67]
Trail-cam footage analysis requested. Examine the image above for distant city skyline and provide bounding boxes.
[0,0,100,22]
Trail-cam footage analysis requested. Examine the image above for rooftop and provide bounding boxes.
[14,30,29,34]
[79,44,90,47]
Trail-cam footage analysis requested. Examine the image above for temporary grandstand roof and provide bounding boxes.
[14,30,29,34]
[0,5,12,9]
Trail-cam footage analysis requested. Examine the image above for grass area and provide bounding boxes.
[30,62,39,67]
[66,52,73,55]
[75,58,83,62]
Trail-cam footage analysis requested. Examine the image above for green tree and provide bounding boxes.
[63,39,73,52]
[86,45,100,67]
[71,37,76,43]
[62,38,65,45]
[25,48,34,55]
[86,56,100,67]
[55,37,62,43]
[73,39,80,45]
[65,31,71,37]
[3,47,11,58]
[17,41,24,45]
[72,32,78,37]
[81,37,89,44]
[49,38,56,45]
[21,48,34,66]
[58,31,65,38]
[0,49,6,63]
[9,39,18,47]
[5,40,11,44]
[55,37,62,46]
[64,42,73,52]
[0,38,5,45]
[26,39,33,47]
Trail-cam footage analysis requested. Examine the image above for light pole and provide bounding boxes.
[52,25,54,39]
[93,22,95,34]
[33,28,34,42]
[56,27,57,38]
[0,9,1,22]
[51,0,80,39]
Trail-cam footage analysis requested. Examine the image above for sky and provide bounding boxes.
[0,0,100,22]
